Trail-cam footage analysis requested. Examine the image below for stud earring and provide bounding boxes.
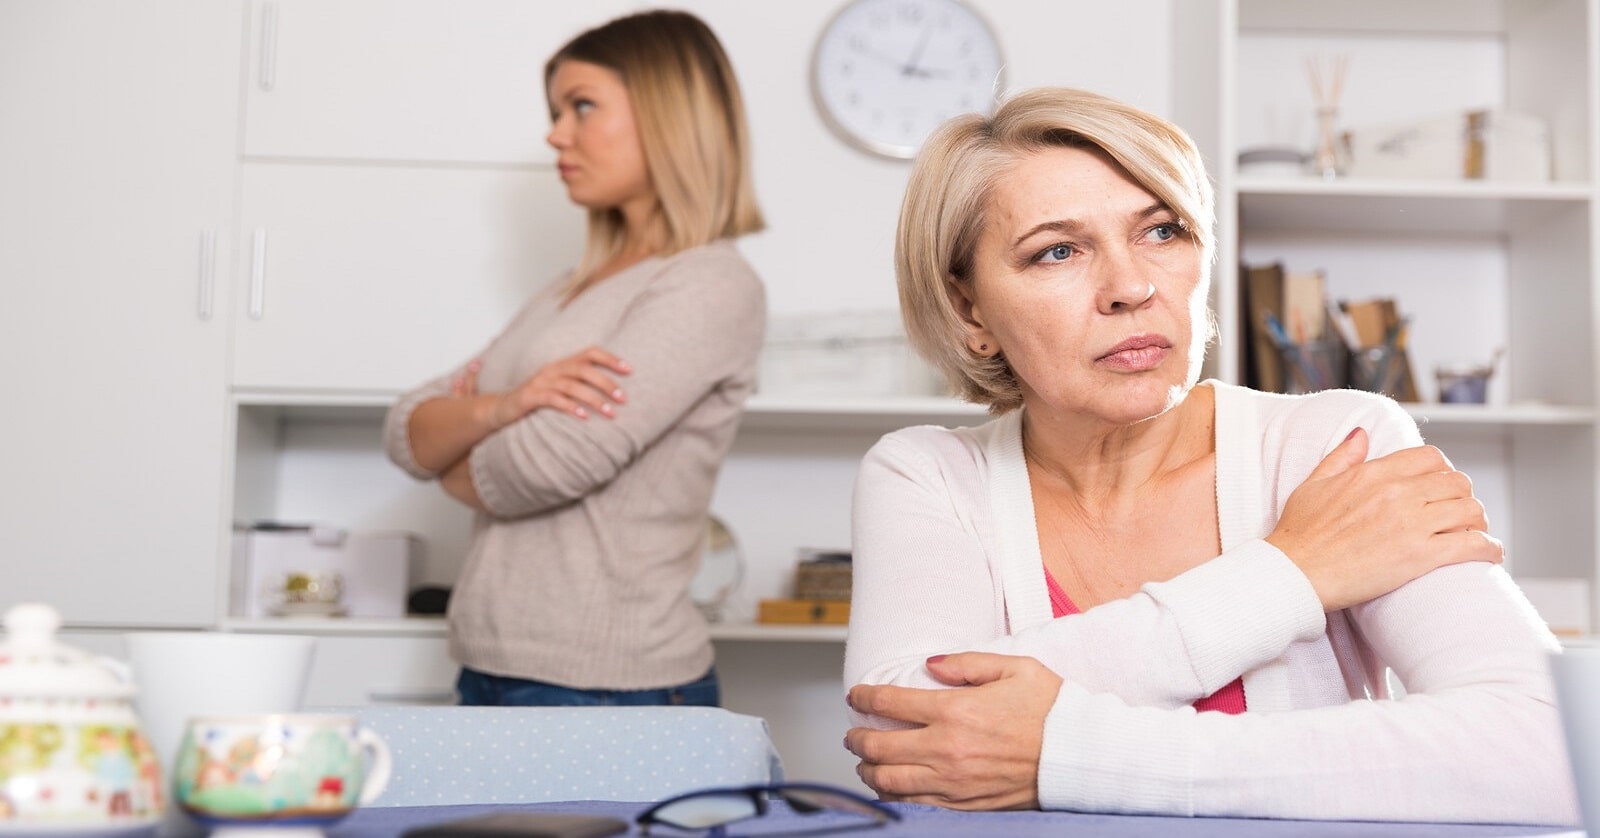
[979,344,988,352]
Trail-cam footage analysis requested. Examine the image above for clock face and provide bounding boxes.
[811,0,1005,159]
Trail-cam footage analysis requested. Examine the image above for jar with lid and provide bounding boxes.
[0,602,163,833]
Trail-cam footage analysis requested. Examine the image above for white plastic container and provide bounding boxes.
[231,526,419,619]
[758,310,943,398]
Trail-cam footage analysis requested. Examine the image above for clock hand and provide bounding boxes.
[902,25,935,76]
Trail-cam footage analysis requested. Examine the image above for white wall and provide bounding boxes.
[695,0,1174,315]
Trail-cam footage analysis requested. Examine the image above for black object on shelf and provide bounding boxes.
[408,586,451,615]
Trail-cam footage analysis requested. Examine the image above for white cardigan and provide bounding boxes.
[844,381,1577,824]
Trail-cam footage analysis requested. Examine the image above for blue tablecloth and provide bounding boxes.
[327,800,1584,838]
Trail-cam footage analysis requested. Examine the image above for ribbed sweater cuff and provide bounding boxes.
[1038,683,1195,814]
[385,390,441,480]
[1145,539,1326,693]
[468,442,516,519]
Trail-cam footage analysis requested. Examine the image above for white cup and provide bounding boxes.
[124,631,316,837]
[1550,643,1600,831]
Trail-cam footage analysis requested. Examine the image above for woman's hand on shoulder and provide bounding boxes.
[1266,427,1503,612]
[461,348,632,430]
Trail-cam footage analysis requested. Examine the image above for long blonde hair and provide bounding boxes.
[546,10,764,292]
[896,87,1215,413]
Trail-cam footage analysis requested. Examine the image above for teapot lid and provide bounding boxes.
[0,603,135,699]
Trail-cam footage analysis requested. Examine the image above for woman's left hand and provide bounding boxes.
[845,652,1061,810]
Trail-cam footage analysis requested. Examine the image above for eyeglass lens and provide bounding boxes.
[648,793,761,829]
[778,788,884,819]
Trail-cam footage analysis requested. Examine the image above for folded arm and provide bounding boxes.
[467,256,763,519]
[1032,561,1575,824]
[844,434,1325,720]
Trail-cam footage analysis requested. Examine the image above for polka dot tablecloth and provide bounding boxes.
[347,705,784,807]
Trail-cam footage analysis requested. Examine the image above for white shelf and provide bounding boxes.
[1236,178,1592,236]
[1404,402,1595,426]
[235,388,399,408]
[740,394,984,432]
[218,616,845,643]
[233,388,990,433]
[221,617,449,636]
[234,388,1591,430]
[1239,0,1525,36]
[1237,176,1592,199]
[709,622,849,643]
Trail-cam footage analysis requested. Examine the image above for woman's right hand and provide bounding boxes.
[1265,427,1503,612]
[475,346,632,430]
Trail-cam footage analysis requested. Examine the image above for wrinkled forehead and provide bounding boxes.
[980,145,1159,232]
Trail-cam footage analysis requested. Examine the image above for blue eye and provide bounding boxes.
[1039,244,1073,263]
[1148,224,1180,242]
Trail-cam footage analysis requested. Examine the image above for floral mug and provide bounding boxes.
[172,714,389,835]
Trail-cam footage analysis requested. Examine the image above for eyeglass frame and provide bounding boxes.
[635,781,902,836]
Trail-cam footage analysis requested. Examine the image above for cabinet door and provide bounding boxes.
[0,0,240,625]
[232,163,583,392]
[298,635,458,706]
[244,0,638,164]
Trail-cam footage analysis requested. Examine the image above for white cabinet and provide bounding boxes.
[0,0,243,626]
[231,163,582,392]
[1182,0,1600,609]
[242,0,637,165]
[295,632,458,707]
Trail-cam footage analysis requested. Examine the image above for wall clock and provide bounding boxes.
[811,0,1005,160]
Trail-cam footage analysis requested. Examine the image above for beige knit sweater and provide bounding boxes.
[384,240,765,690]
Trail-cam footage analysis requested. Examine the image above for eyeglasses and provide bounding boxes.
[636,782,901,836]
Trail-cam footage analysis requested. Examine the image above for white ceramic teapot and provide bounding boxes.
[0,603,163,834]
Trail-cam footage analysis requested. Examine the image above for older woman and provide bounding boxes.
[842,87,1576,824]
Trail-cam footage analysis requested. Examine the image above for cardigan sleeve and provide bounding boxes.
[845,430,1326,728]
[1032,392,1579,825]
[1034,561,1576,824]
[468,248,764,519]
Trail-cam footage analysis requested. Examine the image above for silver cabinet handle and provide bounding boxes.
[250,228,267,320]
[258,1,278,92]
[197,230,216,321]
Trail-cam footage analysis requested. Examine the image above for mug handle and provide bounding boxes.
[355,726,393,806]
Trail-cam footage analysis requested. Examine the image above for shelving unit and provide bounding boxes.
[1189,0,1600,623]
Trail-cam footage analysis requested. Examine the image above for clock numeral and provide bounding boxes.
[894,0,926,26]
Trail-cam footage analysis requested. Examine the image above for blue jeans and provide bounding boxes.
[456,666,720,707]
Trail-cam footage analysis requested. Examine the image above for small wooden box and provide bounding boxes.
[757,598,851,625]
[793,556,852,601]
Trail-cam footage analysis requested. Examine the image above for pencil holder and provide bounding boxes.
[1274,340,1348,394]
[1349,345,1407,396]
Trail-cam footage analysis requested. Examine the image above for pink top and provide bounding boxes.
[1045,566,1246,714]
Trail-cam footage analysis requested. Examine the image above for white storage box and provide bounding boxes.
[231,526,420,619]
[1342,109,1550,182]
[759,310,944,398]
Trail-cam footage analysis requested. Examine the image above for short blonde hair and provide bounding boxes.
[897,87,1215,413]
[547,10,765,290]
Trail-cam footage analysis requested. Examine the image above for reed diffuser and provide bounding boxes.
[1305,53,1349,178]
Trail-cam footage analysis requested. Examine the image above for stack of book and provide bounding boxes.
[758,550,852,625]
[1239,262,1417,401]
